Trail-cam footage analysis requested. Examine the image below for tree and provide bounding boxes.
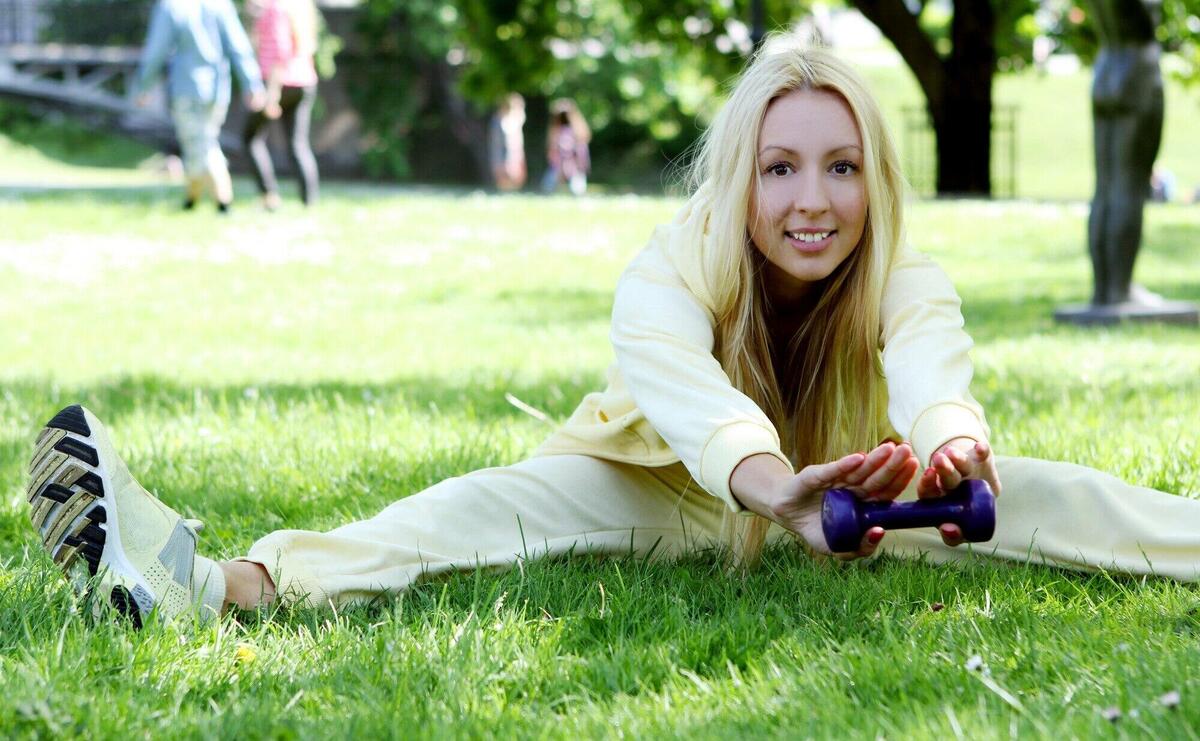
[852,0,1004,195]
[351,0,732,184]
[621,0,1041,195]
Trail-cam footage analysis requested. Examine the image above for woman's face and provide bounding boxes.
[746,88,867,304]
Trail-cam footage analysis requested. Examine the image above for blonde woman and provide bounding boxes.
[27,44,1200,624]
[489,93,528,191]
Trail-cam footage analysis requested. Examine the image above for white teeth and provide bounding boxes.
[787,231,832,243]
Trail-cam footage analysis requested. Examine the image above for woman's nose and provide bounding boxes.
[791,171,830,214]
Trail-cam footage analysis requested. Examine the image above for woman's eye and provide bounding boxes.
[767,163,792,177]
[831,161,859,176]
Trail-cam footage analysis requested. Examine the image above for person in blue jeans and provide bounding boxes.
[134,0,266,213]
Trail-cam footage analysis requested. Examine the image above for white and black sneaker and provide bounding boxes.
[28,405,203,626]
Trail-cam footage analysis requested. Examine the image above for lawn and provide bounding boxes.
[0,181,1198,737]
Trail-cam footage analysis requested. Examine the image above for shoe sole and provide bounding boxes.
[27,405,148,627]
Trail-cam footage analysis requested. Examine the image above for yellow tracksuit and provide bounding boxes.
[246,193,1200,607]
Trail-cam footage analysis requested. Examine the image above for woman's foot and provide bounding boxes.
[27,405,213,625]
[220,560,277,609]
[262,192,281,211]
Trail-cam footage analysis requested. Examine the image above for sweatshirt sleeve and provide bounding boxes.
[217,0,264,95]
[881,246,990,466]
[610,251,791,512]
[134,2,174,96]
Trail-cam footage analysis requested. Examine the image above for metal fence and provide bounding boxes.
[0,0,152,46]
[901,104,1018,198]
[0,0,42,44]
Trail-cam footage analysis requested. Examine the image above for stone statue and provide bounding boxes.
[1055,0,1198,325]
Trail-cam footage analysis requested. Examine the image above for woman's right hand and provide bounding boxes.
[731,442,920,560]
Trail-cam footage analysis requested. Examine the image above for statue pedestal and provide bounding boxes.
[1054,299,1200,326]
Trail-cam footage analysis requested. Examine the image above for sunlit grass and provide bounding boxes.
[0,185,1197,736]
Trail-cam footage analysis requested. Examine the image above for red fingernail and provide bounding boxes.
[868,530,884,545]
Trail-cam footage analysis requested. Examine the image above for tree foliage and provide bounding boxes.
[348,0,745,182]
[352,0,1200,184]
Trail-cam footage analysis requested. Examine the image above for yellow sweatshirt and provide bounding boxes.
[536,193,990,512]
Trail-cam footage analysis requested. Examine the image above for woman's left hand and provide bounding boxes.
[916,438,1002,546]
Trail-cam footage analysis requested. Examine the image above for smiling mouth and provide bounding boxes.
[785,230,834,243]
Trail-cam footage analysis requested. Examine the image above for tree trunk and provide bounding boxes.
[932,0,995,195]
[850,0,997,196]
[929,69,993,194]
[428,59,492,183]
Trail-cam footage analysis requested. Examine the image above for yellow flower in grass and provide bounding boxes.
[235,643,258,665]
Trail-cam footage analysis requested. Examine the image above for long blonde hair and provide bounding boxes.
[283,0,320,57]
[687,43,906,564]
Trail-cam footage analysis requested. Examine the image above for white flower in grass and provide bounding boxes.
[964,654,985,672]
[1160,690,1182,709]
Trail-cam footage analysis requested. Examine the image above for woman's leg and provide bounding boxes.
[881,455,1200,580]
[239,456,724,608]
[28,404,724,622]
[241,105,277,203]
[280,85,320,206]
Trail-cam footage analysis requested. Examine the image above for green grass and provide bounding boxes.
[0,183,1199,737]
[0,106,165,187]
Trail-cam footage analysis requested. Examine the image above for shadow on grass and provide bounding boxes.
[0,369,602,429]
[0,370,606,555]
[961,281,1200,343]
[0,106,155,171]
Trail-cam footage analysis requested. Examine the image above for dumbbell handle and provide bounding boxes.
[821,479,995,553]
[858,492,974,531]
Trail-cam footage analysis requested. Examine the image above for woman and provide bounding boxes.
[242,0,321,209]
[489,93,528,191]
[541,98,591,196]
[27,45,1200,624]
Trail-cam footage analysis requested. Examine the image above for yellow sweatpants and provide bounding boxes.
[244,455,1200,607]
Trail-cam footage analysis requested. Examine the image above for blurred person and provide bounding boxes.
[243,0,322,210]
[541,98,591,196]
[488,93,527,191]
[134,0,266,213]
[1149,165,1175,203]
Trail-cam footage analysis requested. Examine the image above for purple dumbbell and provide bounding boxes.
[821,479,995,553]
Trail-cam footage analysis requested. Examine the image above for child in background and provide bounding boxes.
[541,98,591,196]
[242,0,321,209]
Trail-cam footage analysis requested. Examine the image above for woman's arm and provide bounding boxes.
[610,248,788,512]
[880,247,1001,499]
[881,247,989,461]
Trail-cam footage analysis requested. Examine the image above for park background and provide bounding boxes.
[2,0,1200,737]
[3,0,1200,199]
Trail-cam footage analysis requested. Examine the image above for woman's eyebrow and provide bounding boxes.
[757,144,864,158]
[758,144,798,157]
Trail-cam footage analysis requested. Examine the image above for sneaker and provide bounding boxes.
[27,405,200,626]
